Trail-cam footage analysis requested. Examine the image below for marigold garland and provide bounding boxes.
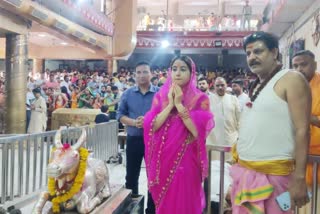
[48,147,89,213]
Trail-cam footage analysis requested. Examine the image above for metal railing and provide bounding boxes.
[205,144,231,214]
[306,155,319,214]
[0,121,118,207]
[295,155,320,214]
[205,146,320,214]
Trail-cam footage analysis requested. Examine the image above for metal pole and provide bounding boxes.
[206,149,212,214]
[32,137,37,192]
[166,0,169,31]
[1,143,8,203]
[26,138,30,194]
[219,151,225,214]
[311,162,318,214]
[10,143,15,200]
[39,136,44,188]
[18,140,23,197]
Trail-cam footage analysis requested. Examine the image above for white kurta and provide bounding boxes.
[237,92,250,112]
[207,93,240,160]
[28,96,47,133]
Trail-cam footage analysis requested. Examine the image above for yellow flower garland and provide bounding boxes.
[48,147,89,213]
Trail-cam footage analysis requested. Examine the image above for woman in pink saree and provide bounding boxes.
[144,56,214,214]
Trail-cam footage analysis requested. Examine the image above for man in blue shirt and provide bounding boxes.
[117,62,158,213]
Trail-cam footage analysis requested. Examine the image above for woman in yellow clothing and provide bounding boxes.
[71,86,80,109]
[292,50,320,214]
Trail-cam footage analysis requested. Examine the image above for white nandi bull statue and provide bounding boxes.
[33,128,111,214]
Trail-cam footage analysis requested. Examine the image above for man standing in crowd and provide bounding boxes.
[292,50,320,213]
[60,75,71,94]
[94,105,110,124]
[117,62,158,214]
[231,80,250,111]
[28,88,47,133]
[111,86,121,118]
[45,73,60,90]
[26,87,35,132]
[198,77,212,95]
[242,0,252,30]
[151,77,159,87]
[231,32,311,213]
[208,77,240,160]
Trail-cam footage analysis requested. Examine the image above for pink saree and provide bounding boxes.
[144,59,214,214]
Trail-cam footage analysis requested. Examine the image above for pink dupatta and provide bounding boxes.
[144,58,214,213]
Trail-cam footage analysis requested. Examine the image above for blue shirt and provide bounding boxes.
[117,85,159,136]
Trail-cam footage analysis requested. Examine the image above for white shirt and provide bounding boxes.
[237,92,250,112]
[26,92,35,111]
[207,93,240,146]
[27,82,36,90]
[237,69,295,161]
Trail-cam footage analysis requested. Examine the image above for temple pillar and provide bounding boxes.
[32,58,44,77]
[112,0,137,59]
[112,59,118,74]
[5,34,28,134]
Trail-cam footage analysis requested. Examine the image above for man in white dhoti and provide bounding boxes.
[28,88,47,133]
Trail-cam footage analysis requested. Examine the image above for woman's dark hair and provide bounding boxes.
[60,86,71,100]
[170,55,193,73]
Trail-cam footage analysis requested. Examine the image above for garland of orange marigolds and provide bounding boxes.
[48,147,89,213]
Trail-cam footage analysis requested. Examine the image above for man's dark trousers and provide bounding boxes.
[126,135,155,213]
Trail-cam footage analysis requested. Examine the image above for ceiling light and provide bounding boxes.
[161,40,170,48]
[61,42,68,45]
[38,34,46,37]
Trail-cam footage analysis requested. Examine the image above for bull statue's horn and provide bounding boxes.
[54,128,63,148]
[72,129,87,150]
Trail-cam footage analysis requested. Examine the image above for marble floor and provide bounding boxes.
[19,151,149,214]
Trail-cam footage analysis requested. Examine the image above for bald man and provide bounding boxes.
[293,50,320,214]
[207,77,240,160]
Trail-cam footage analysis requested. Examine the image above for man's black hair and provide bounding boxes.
[101,105,109,113]
[198,77,208,83]
[243,31,280,60]
[135,61,151,70]
[292,50,315,60]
